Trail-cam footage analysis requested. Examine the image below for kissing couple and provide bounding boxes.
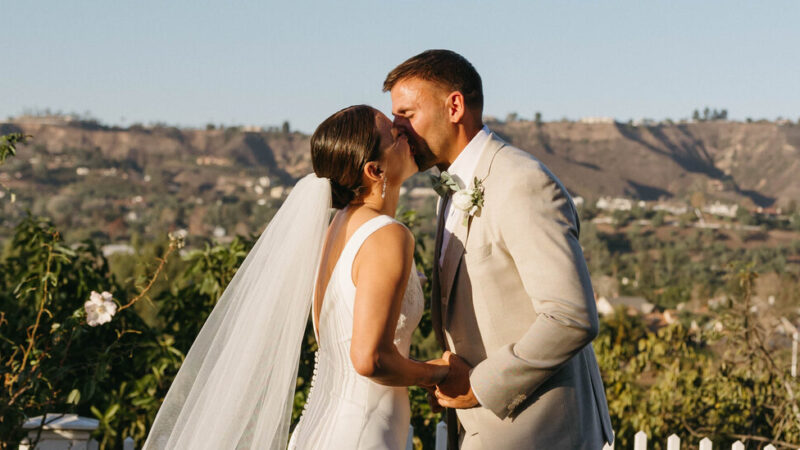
[143,50,614,450]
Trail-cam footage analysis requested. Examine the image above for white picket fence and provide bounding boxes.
[600,430,789,450]
[425,423,792,450]
[20,415,794,449]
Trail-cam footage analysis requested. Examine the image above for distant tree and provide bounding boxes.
[534,111,542,126]
[282,121,291,134]
[689,191,706,209]
[692,109,700,122]
[709,109,728,121]
[505,112,519,123]
[612,210,632,229]
[650,210,665,227]
[703,107,710,121]
[787,199,798,215]
[736,206,756,226]
[631,205,647,220]
[206,123,216,130]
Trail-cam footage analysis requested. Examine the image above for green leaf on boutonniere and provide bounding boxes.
[430,171,460,197]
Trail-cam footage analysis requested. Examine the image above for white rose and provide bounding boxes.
[84,290,117,326]
[451,189,474,211]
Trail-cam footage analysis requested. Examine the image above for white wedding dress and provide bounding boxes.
[288,215,424,450]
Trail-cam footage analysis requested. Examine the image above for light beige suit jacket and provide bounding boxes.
[432,133,614,449]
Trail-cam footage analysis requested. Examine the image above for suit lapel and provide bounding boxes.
[439,134,506,315]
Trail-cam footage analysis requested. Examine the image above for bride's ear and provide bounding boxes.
[363,161,384,184]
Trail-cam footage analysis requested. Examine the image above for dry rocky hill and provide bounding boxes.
[487,119,800,208]
[3,118,799,208]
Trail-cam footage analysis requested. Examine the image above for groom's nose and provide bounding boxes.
[393,116,411,132]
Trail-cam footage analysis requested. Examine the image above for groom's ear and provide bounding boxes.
[446,91,466,124]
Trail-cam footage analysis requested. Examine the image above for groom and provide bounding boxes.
[384,50,614,449]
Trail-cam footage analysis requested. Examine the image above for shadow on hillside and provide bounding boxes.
[739,189,775,207]
[625,180,672,201]
[567,158,601,171]
[614,123,725,178]
[614,123,776,207]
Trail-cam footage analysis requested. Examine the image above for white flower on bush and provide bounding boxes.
[84,291,117,326]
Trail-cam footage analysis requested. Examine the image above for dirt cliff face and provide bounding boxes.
[0,121,309,184]
[3,119,798,207]
[489,120,800,207]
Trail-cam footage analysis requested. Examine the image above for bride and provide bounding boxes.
[143,105,449,449]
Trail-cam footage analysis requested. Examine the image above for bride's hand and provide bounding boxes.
[421,357,450,388]
[420,357,449,413]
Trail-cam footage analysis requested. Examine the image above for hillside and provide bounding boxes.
[2,117,799,245]
[4,118,798,208]
[487,119,800,208]
[0,120,309,183]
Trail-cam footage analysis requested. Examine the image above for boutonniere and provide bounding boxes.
[431,171,485,225]
[430,171,459,197]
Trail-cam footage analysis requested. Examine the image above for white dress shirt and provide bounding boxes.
[438,126,491,268]
[438,126,491,407]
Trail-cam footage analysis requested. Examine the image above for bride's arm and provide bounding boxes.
[350,222,448,388]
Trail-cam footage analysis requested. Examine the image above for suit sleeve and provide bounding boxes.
[469,160,599,420]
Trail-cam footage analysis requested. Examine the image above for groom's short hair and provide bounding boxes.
[383,49,483,113]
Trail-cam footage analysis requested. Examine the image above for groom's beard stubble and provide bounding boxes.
[409,136,437,172]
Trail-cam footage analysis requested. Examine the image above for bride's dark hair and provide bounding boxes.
[311,105,382,209]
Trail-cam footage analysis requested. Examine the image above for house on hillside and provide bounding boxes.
[653,202,688,215]
[703,201,738,218]
[596,197,633,211]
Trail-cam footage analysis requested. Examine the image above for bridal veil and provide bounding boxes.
[143,174,331,449]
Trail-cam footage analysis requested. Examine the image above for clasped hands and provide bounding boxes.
[425,351,479,412]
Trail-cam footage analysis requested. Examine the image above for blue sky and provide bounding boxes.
[3,1,799,133]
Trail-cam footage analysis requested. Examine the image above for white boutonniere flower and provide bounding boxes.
[433,171,485,225]
[84,290,117,326]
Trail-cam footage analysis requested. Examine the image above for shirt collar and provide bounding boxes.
[446,125,491,189]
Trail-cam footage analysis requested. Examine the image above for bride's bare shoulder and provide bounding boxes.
[352,215,413,278]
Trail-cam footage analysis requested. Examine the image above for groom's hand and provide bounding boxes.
[425,386,444,413]
[435,351,479,409]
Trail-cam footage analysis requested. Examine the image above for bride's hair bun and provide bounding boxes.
[311,105,382,209]
[328,179,359,209]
